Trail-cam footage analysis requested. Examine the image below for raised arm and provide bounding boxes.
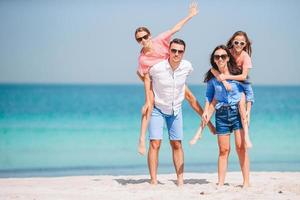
[170,2,199,35]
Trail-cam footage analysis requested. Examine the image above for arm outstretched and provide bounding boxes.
[170,2,199,35]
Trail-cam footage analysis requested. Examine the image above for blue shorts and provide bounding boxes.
[148,106,183,140]
[215,105,243,135]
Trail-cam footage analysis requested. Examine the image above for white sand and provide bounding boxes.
[1,172,300,200]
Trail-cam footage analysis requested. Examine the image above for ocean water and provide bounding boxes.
[0,84,300,177]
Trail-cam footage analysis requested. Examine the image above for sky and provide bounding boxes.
[0,0,299,85]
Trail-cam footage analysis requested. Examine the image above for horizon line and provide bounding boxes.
[0,82,299,87]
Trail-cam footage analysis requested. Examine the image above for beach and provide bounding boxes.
[1,172,300,200]
[1,85,300,199]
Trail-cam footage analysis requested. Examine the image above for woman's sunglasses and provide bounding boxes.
[136,34,149,43]
[233,40,246,46]
[213,54,228,61]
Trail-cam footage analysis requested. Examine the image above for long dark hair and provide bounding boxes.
[204,45,241,82]
[227,31,252,56]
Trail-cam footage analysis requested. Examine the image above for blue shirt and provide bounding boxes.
[205,78,254,110]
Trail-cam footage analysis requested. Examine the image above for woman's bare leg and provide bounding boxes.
[234,129,250,188]
[217,134,230,186]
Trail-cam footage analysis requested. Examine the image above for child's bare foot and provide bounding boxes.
[138,139,146,155]
[245,140,252,149]
[189,127,203,146]
[245,136,253,149]
[189,134,201,146]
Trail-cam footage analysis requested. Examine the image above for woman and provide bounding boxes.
[190,31,254,148]
[211,31,254,148]
[135,2,216,155]
[203,45,251,188]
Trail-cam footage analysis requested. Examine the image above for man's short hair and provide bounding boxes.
[170,38,186,50]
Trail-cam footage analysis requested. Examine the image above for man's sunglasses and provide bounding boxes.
[170,49,184,54]
[213,54,228,60]
[136,34,149,43]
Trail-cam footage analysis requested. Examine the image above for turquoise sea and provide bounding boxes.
[0,84,300,177]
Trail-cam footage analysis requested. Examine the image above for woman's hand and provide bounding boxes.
[202,111,209,124]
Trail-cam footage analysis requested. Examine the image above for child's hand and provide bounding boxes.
[219,74,225,81]
[223,81,232,91]
[188,1,199,18]
[214,74,222,82]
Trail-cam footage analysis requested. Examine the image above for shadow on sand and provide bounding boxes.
[169,178,210,185]
[114,179,164,185]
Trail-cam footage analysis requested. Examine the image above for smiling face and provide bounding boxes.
[232,35,247,53]
[169,43,185,65]
[135,31,151,48]
[213,49,229,72]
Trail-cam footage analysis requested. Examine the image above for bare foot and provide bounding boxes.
[177,178,184,187]
[189,127,203,146]
[150,179,158,185]
[242,182,250,188]
[245,136,253,149]
[138,139,146,155]
[216,182,224,189]
[189,134,201,146]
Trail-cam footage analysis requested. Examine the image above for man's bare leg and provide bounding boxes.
[170,140,184,186]
[148,140,161,184]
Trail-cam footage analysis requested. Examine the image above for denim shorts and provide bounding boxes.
[148,106,183,140]
[215,105,243,135]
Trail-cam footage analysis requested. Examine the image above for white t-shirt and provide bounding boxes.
[149,59,193,115]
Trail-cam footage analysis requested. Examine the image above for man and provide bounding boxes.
[148,38,196,186]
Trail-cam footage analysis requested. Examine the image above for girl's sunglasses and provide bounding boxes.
[213,54,228,61]
[233,40,246,46]
[136,34,149,43]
